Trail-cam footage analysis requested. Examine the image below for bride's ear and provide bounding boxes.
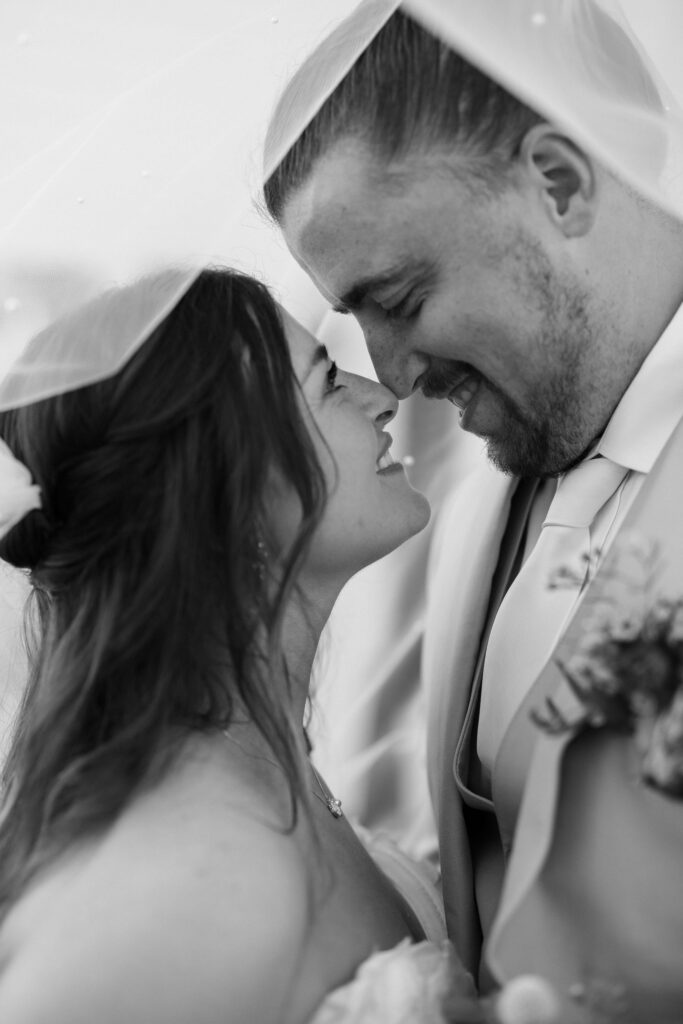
[518,124,597,237]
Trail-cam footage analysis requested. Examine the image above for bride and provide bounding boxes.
[0,268,477,1023]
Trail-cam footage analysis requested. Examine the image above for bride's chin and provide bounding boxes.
[410,491,432,533]
[367,496,432,564]
[393,490,432,544]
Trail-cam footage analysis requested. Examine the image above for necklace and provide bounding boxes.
[310,764,343,819]
[222,727,343,820]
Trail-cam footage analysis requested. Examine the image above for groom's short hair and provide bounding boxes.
[263,7,662,220]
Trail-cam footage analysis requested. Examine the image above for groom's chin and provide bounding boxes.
[482,422,555,478]
[484,426,585,478]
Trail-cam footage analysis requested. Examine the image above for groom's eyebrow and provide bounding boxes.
[332,262,414,314]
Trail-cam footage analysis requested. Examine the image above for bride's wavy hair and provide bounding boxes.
[0,267,327,913]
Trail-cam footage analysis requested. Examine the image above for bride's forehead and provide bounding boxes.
[277,305,320,375]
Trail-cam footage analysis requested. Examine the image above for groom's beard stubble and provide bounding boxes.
[422,360,555,477]
[421,294,596,479]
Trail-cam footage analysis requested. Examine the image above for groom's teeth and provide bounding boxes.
[448,374,479,410]
[377,450,397,470]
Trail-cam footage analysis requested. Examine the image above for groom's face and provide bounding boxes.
[281,140,616,477]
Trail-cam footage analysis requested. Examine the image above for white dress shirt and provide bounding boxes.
[477,303,683,774]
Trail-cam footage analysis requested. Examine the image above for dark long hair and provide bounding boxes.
[0,268,327,915]
[263,7,663,220]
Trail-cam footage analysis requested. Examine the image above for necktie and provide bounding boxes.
[477,455,630,771]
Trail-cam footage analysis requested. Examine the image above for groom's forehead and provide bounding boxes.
[288,206,421,313]
[282,157,393,294]
[282,144,453,298]
[283,143,380,240]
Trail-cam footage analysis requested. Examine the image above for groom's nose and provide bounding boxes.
[364,326,429,400]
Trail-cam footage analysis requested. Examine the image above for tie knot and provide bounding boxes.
[543,455,630,529]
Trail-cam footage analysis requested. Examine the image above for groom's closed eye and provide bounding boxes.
[332,259,427,315]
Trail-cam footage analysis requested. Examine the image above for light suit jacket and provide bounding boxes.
[422,306,683,981]
[422,458,525,977]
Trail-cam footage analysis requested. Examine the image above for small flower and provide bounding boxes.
[573,646,621,689]
[646,596,675,626]
[667,602,683,646]
[621,642,677,708]
[556,647,629,727]
[609,612,646,643]
[547,558,589,591]
[642,688,683,797]
[618,530,659,567]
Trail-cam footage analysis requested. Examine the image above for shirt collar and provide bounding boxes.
[597,303,683,473]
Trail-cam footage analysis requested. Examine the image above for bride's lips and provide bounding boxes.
[376,434,403,474]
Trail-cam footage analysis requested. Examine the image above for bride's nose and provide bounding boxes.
[354,375,399,426]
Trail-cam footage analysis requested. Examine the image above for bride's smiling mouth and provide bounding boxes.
[376,433,402,473]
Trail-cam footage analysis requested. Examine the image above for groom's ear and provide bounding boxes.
[518,124,597,237]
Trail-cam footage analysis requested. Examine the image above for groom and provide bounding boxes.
[264,4,683,986]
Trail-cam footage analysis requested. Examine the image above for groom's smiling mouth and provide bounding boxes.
[421,363,481,413]
[447,372,480,414]
[421,362,496,434]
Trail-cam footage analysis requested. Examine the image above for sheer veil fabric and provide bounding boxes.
[0,0,363,409]
[2,0,683,412]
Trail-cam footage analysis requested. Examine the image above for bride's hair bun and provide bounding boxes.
[0,507,53,572]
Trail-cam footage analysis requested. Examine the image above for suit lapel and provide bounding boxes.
[424,461,523,971]
[453,476,540,809]
[424,463,516,805]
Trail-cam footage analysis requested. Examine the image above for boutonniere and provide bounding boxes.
[533,531,683,798]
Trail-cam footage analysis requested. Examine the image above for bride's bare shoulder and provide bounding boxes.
[0,733,311,1024]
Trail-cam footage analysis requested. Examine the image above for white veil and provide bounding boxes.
[0,0,363,409]
[264,0,683,219]
[3,0,683,416]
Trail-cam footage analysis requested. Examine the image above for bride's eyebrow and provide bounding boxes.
[332,260,418,315]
